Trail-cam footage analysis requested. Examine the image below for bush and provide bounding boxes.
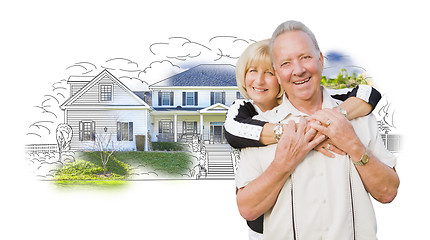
[54,152,131,180]
[151,142,187,151]
[55,160,126,180]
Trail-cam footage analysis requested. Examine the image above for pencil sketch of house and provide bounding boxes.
[60,69,152,151]
[50,64,240,179]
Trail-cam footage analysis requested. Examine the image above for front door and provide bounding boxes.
[213,126,222,143]
[210,122,225,143]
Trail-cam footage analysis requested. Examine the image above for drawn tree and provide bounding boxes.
[56,123,73,161]
[377,97,396,134]
[92,131,121,175]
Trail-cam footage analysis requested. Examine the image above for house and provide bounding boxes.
[149,64,241,144]
[60,64,242,151]
[60,70,151,151]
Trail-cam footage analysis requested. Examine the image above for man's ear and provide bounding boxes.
[319,52,324,68]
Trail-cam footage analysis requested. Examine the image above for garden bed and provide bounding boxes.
[53,151,197,186]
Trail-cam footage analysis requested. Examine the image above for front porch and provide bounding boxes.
[151,103,229,144]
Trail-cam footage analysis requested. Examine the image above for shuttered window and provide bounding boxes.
[211,92,225,105]
[236,91,245,99]
[117,122,133,141]
[79,121,95,141]
[183,121,197,134]
[159,121,173,133]
[158,92,174,106]
[182,92,198,106]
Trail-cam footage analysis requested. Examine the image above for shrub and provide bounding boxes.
[151,142,187,151]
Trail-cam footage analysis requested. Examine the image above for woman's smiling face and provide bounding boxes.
[245,60,280,112]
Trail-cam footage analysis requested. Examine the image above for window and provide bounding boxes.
[79,121,95,141]
[159,121,173,133]
[117,122,133,141]
[158,92,174,106]
[211,92,225,105]
[236,91,245,99]
[183,121,197,134]
[186,92,194,105]
[182,92,198,106]
[100,85,113,101]
[162,92,170,105]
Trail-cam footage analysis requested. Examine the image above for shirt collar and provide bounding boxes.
[275,86,340,121]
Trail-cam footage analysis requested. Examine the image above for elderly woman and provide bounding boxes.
[224,39,382,239]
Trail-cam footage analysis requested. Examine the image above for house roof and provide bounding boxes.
[60,70,151,110]
[150,64,237,88]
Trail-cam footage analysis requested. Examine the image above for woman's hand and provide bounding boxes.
[274,117,326,170]
[306,116,345,158]
[314,137,346,158]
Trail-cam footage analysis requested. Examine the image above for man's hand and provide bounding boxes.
[309,108,399,203]
[306,117,346,158]
[309,108,364,156]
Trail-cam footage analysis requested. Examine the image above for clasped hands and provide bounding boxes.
[278,107,354,158]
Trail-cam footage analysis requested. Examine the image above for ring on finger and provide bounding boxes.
[326,143,331,150]
[325,119,332,126]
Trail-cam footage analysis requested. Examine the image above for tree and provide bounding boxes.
[91,131,121,175]
[321,68,370,89]
[56,123,72,161]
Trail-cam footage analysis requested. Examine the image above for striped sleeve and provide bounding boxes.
[224,100,267,149]
[329,85,382,110]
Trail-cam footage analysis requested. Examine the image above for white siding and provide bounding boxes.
[73,77,143,106]
[225,90,237,106]
[67,109,148,151]
[70,83,88,96]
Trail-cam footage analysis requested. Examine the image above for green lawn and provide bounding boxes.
[54,151,195,187]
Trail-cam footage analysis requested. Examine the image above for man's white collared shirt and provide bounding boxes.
[235,87,396,240]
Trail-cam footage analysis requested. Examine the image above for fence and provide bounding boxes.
[25,144,58,153]
[381,134,401,153]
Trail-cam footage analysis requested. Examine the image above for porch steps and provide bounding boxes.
[204,144,234,180]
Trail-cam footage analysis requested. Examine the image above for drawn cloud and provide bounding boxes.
[66,62,98,75]
[149,36,255,65]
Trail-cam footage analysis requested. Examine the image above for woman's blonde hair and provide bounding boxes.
[236,39,284,102]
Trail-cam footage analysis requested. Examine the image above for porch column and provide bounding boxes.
[174,114,177,142]
[200,114,204,139]
[145,110,149,151]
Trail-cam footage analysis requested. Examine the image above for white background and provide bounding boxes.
[1,0,429,239]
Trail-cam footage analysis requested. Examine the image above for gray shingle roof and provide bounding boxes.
[150,64,236,87]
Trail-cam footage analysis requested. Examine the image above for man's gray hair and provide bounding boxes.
[270,20,321,63]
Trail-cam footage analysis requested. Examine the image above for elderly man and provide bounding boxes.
[235,20,400,240]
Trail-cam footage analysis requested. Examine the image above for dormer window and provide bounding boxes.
[100,84,113,102]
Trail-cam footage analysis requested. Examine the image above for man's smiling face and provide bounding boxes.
[272,30,324,103]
